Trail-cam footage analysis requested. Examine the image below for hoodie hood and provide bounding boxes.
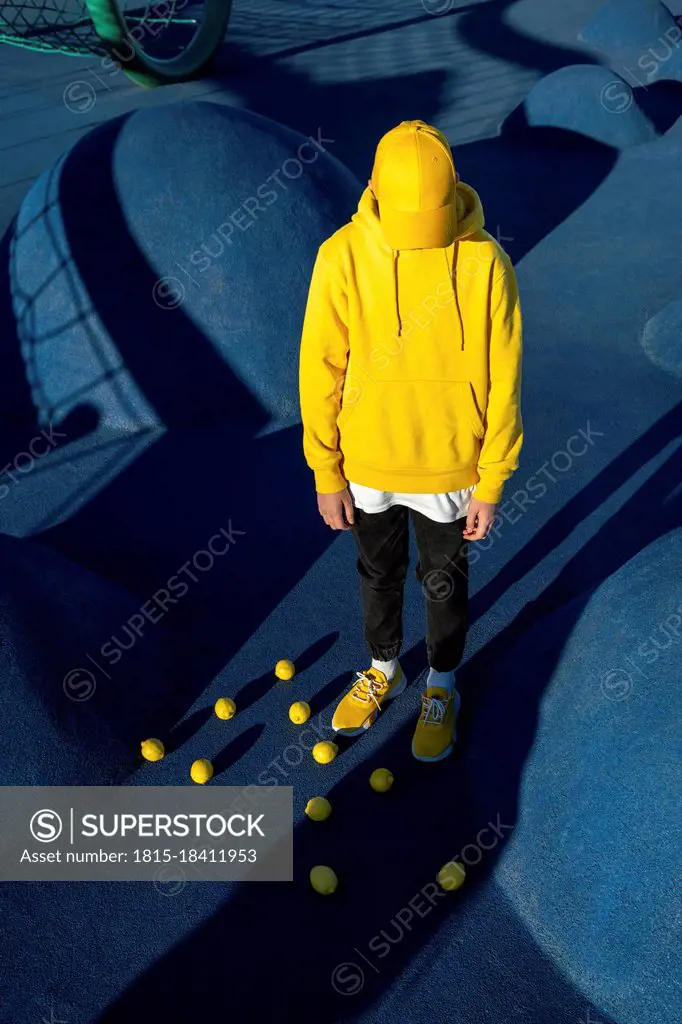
[351,182,485,337]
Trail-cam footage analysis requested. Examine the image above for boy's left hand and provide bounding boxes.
[464,498,497,540]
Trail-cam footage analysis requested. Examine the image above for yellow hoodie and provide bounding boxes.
[298,162,523,505]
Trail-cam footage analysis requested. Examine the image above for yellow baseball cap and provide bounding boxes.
[371,120,458,250]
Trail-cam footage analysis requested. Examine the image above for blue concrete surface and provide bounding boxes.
[470,529,682,1024]
[0,2,681,1023]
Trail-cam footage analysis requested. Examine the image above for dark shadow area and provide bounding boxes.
[168,706,214,749]
[213,723,264,777]
[457,128,616,265]
[294,633,340,674]
[631,78,682,134]
[0,224,33,432]
[233,668,281,715]
[458,0,600,75]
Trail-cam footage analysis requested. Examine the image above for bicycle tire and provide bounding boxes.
[84,0,232,87]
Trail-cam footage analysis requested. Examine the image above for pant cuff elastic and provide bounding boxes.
[369,644,401,662]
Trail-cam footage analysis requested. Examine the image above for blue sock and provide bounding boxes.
[427,667,455,693]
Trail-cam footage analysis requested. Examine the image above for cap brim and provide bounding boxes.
[379,202,456,250]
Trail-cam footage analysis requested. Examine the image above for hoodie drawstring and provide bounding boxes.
[392,246,462,347]
[445,245,465,351]
[393,249,402,337]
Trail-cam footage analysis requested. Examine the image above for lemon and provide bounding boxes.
[190,758,214,784]
[214,697,237,720]
[305,797,332,821]
[140,738,165,762]
[310,865,338,894]
[438,861,466,891]
[312,740,338,764]
[369,768,394,792]
[275,659,295,680]
[289,701,311,725]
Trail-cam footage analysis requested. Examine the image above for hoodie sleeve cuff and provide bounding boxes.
[473,477,504,505]
[314,465,347,494]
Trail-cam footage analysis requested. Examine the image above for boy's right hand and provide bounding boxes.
[317,488,355,531]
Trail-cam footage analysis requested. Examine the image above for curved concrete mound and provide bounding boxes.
[469,529,682,1024]
[513,65,657,147]
[580,0,682,84]
[4,101,360,436]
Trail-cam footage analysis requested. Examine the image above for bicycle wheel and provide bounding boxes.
[85,0,232,87]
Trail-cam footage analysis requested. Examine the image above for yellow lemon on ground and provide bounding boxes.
[214,697,237,720]
[369,768,394,792]
[305,797,332,821]
[310,865,338,894]
[141,738,165,762]
[312,740,338,764]
[190,758,214,784]
[438,861,466,891]
[275,659,295,680]
[289,701,311,725]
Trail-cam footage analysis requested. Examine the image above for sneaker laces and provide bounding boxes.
[351,671,387,710]
[420,695,449,725]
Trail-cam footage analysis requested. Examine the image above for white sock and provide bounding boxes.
[427,667,455,693]
[371,658,397,681]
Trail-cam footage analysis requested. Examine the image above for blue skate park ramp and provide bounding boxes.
[0,1,680,1022]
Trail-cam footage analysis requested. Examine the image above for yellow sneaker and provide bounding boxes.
[332,664,407,736]
[411,686,461,762]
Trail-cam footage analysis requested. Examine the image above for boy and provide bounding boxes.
[298,120,522,761]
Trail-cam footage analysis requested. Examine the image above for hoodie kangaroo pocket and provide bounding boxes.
[338,379,483,473]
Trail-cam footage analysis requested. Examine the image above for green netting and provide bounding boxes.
[0,0,106,55]
[0,1,197,59]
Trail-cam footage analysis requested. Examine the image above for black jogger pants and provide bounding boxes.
[351,504,469,672]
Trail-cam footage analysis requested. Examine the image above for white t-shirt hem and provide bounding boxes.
[348,481,475,525]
